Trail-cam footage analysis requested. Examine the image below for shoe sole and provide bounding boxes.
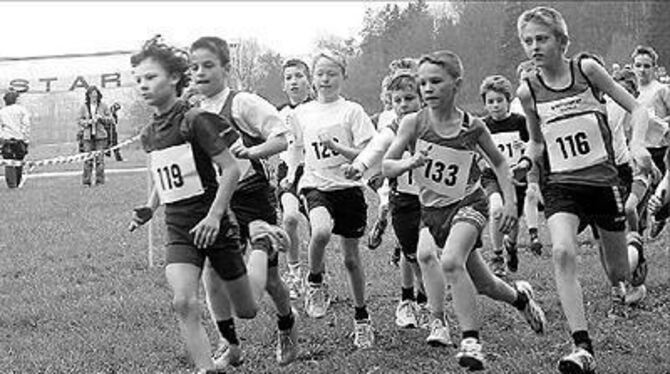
[395,320,417,329]
[458,356,484,371]
[558,360,592,374]
[530,243,542,256]
[426,338,452,347]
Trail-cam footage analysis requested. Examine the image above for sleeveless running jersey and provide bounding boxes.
[525,55,618,186]
[217,90,269,193]
[410,109,483,207]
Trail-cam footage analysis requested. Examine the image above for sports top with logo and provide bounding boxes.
[525,55,618,186]
[140,100,239,216]
[407,109,484,208]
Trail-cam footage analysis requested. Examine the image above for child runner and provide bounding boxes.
[513,61,546,257]
[607,67,663,304]
[292,50,376,348]
[127,36,275,374]
[478,74,532,277]
[342,59,430,329]
[367,74,396,250]
[383,50,546,371]
[631,45,670,238]
[516,7,652,373]
[189,36,297,367]
[276,58,312,300]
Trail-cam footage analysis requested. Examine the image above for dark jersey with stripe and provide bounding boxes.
[140,100,239,216]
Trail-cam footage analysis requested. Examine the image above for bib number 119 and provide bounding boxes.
[156,164,184,190]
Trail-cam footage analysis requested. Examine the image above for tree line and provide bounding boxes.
[236,1,668,116]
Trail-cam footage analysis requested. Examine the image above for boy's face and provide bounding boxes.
[283,65,310,104]
[133,57,178,109]
[484,90,510,120]
[633,54,655,85]
[190,47,228,98]
[418,62,460,109]
[313,57,344,102]
[391,87,421,117]
[520,22,563,68]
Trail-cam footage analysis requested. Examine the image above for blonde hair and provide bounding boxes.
[312,50,347,78]
[517,7,570,52]
[418,50,463,79]
[479,75,514,102]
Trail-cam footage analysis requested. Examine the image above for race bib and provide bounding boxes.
[492,132,526,166]
[543,112,607,173]
[413,139,473,199]
[396,151,419,195]
[150,143,204,204]
[305,123,350,168]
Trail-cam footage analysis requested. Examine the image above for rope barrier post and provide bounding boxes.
[146,166,154,268]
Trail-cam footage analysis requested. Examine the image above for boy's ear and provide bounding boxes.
[454,77,463,91]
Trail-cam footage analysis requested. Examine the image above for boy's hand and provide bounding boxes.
[279,176,294,191]
[342,161,365,180]
[129,206,154,232]
[407,147,430,170]
[649,190,667,216]
[631,145,653,176]
[230,141,252,159]
[189,214,220,249]
[499,202,518,234]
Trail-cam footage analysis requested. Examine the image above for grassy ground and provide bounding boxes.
[1,172,670,373]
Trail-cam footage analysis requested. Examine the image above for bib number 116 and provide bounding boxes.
[556,132,590,159]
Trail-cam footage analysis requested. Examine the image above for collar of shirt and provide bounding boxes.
[200,87,231,114]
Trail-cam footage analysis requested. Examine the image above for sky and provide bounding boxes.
[0,1,383,59]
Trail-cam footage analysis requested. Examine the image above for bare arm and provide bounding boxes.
[382,114,424,178]
[189,148,241,248]
[207,149,241,219]
[582,59,652,171]
[246,133,288,159]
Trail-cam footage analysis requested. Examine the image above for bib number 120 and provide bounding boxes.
[156,164,184,190]
[311,140,340,160]
[556,132,590,159]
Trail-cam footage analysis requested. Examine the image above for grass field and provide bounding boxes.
[2,164,670,373]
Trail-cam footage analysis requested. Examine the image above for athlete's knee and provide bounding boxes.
[551,241,577,269]
[172,294,200,319]
[417,246,436,265]
[282,210,300,231]
[440,253,466,276]
[310,225,331,246]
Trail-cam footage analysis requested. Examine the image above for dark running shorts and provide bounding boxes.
[231,183,279,267]
[390,192,421,262]
[302,187,367,239]
[421,189,488,249]
[544,183,626,233]
[165,210,246,281]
